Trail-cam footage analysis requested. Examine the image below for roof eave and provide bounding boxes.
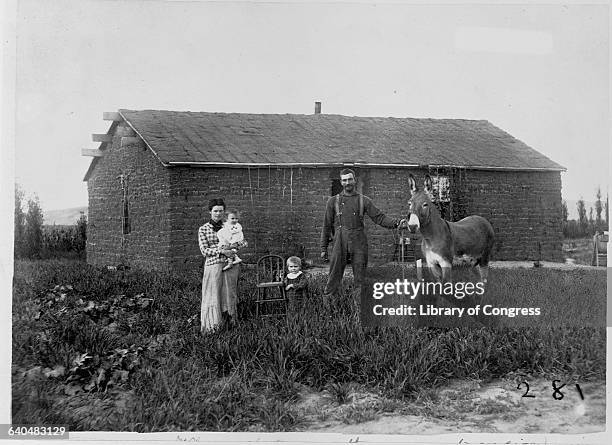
[168,161,566,172]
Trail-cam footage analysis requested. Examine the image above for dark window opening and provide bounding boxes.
[122,198,130,234]
[429,175,452,220]
[120,175,131,235]
[331,179,342,196]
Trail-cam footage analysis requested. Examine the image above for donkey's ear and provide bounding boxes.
[424,175,433,194]
[408,174,418,193]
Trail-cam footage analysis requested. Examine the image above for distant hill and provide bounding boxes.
[44,206,88,226]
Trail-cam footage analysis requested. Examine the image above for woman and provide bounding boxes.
[198,198,248,332]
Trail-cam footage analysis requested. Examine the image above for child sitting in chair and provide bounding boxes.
[283,256,308,302]
[217,210,245,271]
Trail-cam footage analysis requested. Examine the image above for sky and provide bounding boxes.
[7,0,611,213]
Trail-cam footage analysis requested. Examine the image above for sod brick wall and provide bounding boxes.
[87,148,563,272]
[167,166,332,273]
[460,169,563,262]
[86,123,172,270]
[166,166,563,274]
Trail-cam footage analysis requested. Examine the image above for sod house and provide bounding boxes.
[83,108,565,273]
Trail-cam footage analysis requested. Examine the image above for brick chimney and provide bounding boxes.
[314,101,321,114]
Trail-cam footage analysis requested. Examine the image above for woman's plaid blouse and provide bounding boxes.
[198,222,248,267]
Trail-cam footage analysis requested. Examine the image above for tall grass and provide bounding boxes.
[12,259,606,431]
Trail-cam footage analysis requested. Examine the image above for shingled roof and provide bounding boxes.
[85,109,565,180]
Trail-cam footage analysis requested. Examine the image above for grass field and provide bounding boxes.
[11,259,606,432]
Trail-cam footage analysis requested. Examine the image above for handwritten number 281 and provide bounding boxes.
[517,381,584,400]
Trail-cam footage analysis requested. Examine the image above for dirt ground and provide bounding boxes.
[294,377,606,434]
[15,365,605,434]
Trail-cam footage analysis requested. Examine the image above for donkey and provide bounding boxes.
[407,174,495,283]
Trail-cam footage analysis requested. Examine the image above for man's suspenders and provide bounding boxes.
[334,193,364,227]
[334,194,340,221]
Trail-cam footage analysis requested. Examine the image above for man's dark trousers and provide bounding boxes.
[324,226,368,303]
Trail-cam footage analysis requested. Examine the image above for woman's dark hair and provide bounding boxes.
[208,198,226,210]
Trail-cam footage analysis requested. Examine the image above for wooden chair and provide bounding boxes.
[395,229,422,263]
[255,255,287,318]
[592,231,608,267]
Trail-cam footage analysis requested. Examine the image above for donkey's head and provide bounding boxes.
[407,174,437,233]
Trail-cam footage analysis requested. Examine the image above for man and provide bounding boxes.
[320,169,407,302]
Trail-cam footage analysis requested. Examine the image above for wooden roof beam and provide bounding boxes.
[81,149,104,157]
[103,112,122,121]
[92,133,112,143]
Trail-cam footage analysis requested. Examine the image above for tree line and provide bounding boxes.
[14,185,87,259]
[562,187,608,239]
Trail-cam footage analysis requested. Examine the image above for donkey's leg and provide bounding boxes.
[478,229,495,285]
[476,264,489,283]
[471,264,487,306]
[427,258,442,282]
[440,260,453,283]
[477,250,491,284]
